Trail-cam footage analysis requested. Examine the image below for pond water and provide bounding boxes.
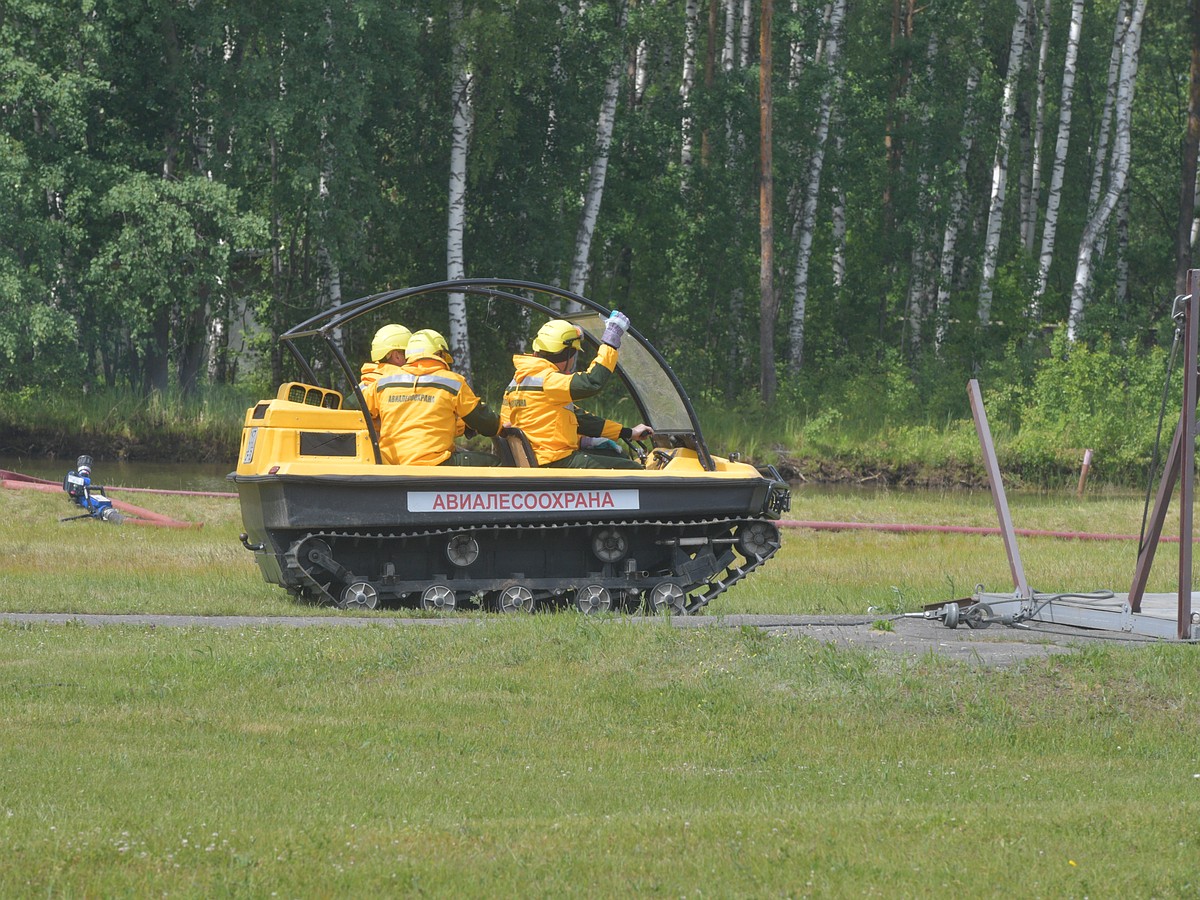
[0,455,236,494]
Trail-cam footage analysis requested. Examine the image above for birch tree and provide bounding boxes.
[904,33,940,355]
[935,66,981,354]
[1022,0,1052,253]
[977,0,1031,327]
[785,0,846,373]
[568,2,627,297]
[1030,0,1085,322]
[1085,2,1128,220]
[1067,0,1147,340]
[680,0,700,173]
[1192,166,1200,249]
[739,0,752,67]
[447,0,474,377]
[830,127,846,291]
[723,0,738,70]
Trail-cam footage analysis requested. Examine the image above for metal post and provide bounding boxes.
[1129,418,1183,612]
[1178,271,1199,639]
[968,379,1031,600]
[1076,449,1093,497]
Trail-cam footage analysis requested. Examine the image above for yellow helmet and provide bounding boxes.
[406,328,453,364]
[532,319,583,355]
[370,323,411,362]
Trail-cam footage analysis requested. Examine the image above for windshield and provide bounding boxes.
[564,311,695,434]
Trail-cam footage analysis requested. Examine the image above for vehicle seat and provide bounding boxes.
[492,428,538,467]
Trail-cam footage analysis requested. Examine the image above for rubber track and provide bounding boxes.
[282,515,780,612]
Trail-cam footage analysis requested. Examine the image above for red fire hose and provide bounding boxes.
[778,519,1184,543]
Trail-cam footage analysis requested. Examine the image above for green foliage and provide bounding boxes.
[1009,333,1171,482]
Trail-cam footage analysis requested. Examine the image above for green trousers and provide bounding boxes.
[545,450,643,470]
[442,449,501,467]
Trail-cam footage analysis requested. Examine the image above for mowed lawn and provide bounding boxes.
[1,483,1198,895]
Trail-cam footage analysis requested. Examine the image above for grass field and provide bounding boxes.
[2,484,1198,895]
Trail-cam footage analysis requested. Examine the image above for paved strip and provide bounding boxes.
[0,612,876,630]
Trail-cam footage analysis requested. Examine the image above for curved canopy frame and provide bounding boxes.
[280,279,715,470]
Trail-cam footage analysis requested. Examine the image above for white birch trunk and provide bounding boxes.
[831,129,846,290]
[723,0,737,71]
[680,0,700,172]
[1087,0,1129,217]
[788,0,805,87]
[786,0,846,373]
[977,0,1031,327]
[935,66,981,354]
[1022,0,1052,252]
[634,38,649,106]
[569,3,627,297]
[739,0,752,67]
[1018,127,1034,260]
[446,0,474,376]
[783,1,832,234]
[1081,5,1129,275]
[1192,165,1200,248]
[1067,0,1146,341]
[1116,185,1130,305]
[1030,0,1085,320]
[905,32,940,354]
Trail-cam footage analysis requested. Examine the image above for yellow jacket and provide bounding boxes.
[358,361,388,391]
[502,344,624,466]
[362,359,499,465]
[359,360,464,436]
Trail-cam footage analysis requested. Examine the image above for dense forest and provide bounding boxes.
[1,0,1195,422]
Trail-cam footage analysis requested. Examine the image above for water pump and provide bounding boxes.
[62,455,124,524]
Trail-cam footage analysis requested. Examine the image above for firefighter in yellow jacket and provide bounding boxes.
[503,312,652,468]
[359,323,411,391]
[362,329,501,466]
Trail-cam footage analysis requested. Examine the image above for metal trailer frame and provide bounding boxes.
[948,269,1200,642]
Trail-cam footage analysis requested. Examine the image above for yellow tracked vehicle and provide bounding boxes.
[231,279,790,614]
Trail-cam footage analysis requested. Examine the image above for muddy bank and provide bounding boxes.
[774,455,992,489]
[0,424,236,465]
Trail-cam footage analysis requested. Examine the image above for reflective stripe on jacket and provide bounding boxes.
[362,359,497,465]
[358,361,388,392]
[502,344,622,466]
